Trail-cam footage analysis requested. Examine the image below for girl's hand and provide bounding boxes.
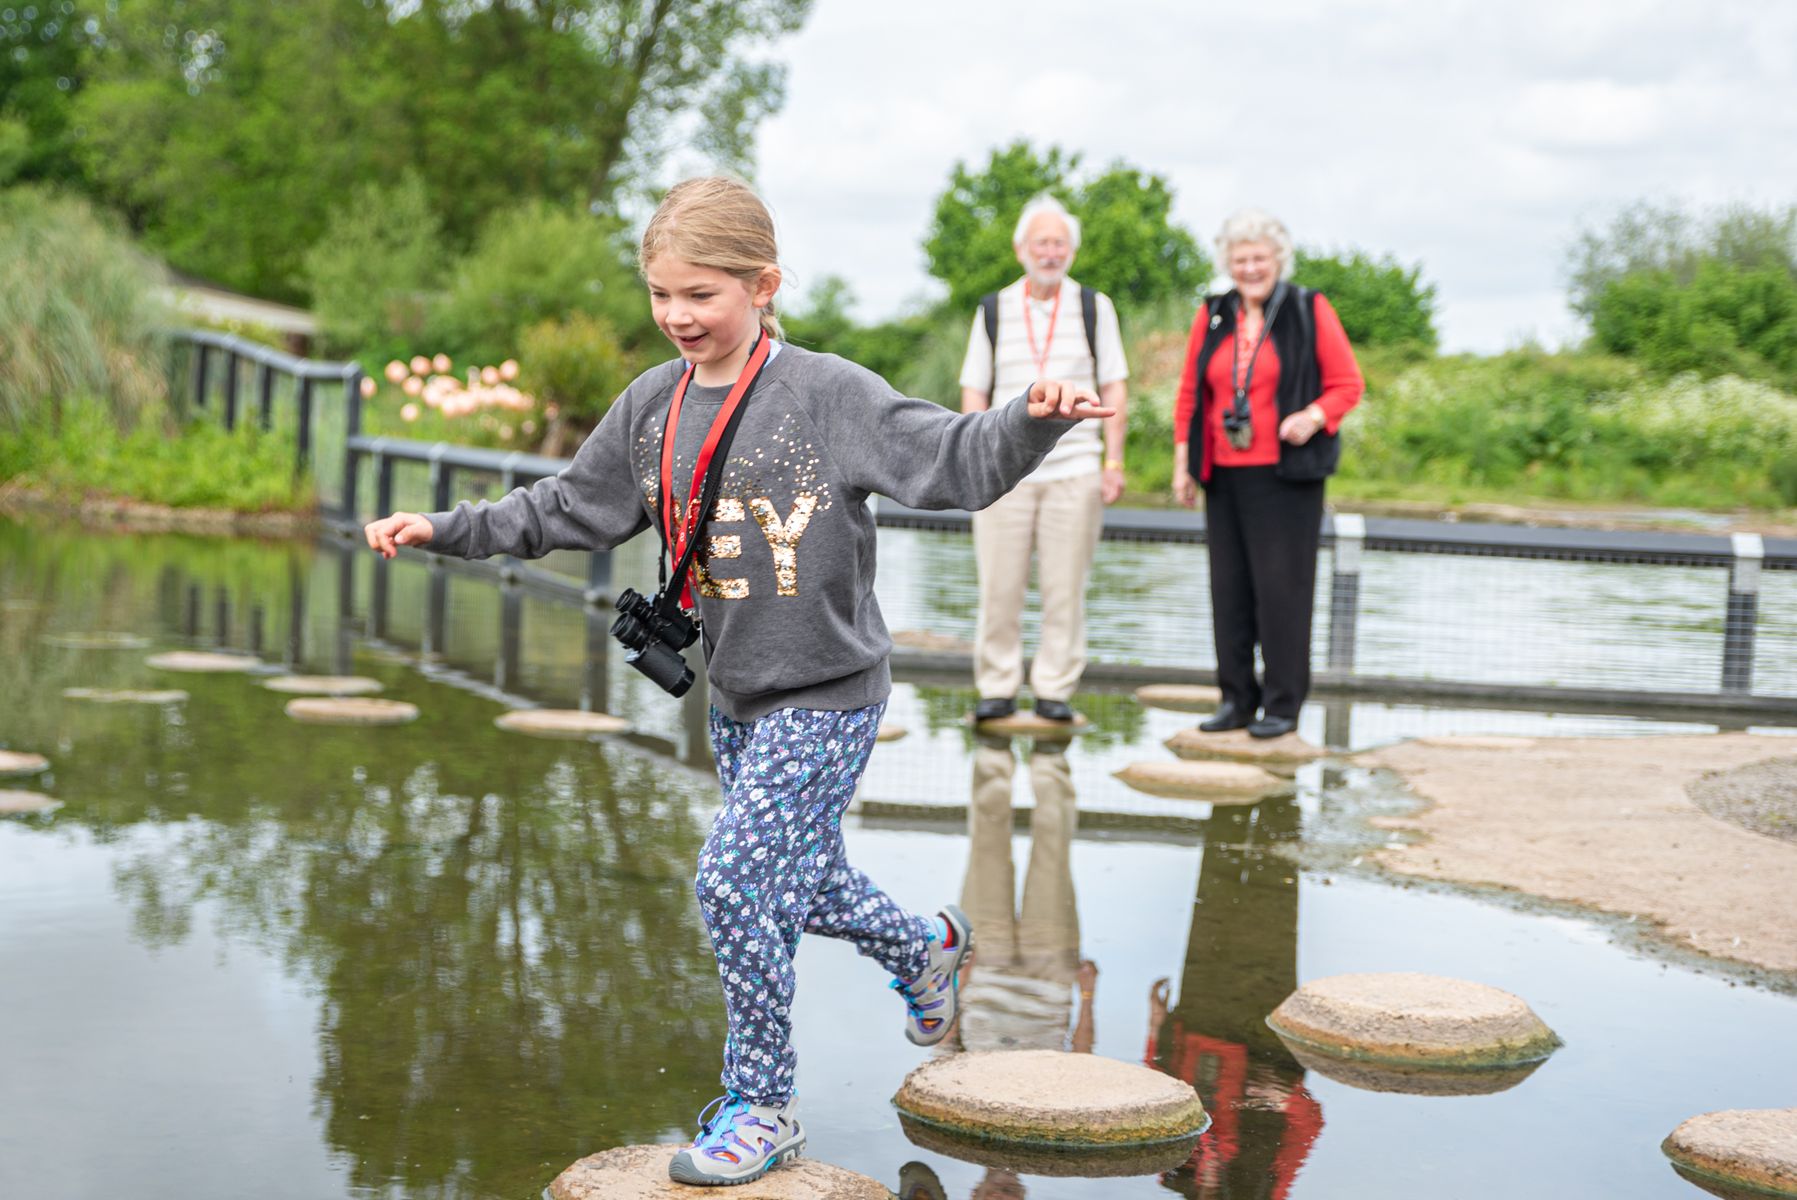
[1028,380,1115,421]
[364,511,434,559]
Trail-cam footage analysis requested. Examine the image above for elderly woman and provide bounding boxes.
[1172,210,1365,739]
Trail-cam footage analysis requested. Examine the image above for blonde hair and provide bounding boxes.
[1215,208,1296,282]
[640,177,785,340]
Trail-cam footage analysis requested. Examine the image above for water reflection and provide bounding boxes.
[1151,798,1322,1198]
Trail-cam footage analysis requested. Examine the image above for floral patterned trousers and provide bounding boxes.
[697,702,934,1105]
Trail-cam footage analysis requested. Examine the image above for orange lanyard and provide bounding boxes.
[659,335,770,607]
[1019,281,1062,377]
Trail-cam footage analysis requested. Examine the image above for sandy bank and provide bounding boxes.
[1360,733,1797,977]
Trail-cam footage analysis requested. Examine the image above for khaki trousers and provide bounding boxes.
[971,471,1105,702]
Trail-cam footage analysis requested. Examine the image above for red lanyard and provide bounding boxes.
[1019,280,1062,377]
[659,335,771,607]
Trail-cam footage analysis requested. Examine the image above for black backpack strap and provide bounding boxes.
[979,292,1000,389]
[1080,285,1099,368]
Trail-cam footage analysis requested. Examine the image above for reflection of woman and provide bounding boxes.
[1172,210,1365,740]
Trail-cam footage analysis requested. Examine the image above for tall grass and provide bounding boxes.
[0,186,169,430]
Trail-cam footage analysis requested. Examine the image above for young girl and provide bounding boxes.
[363,176,1112,1187]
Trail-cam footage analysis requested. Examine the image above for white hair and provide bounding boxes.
[1215,208,1295,281]
[1012,193,1082,251]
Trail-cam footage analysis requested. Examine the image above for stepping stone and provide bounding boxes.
[1414,735,1537,750]
[0,750,51,778]
[875,723,907,743]
[1134,684,1223,712]
[892,1049,1208,1151]
[147,651,264,673]
[1165,727,1324,768]
[263,675,384,696]
[494,709,631,739]
[1114,760,1285,800]
[63,688,189,705]
[41,632,152,650]
[972,712,1089,739]
[1663,1108,1797,1200]
[898,1112,1201,1179]
[1266,973,1560,1087]
[285,697,419,726]
[548,1144,888,1199]
[0,790,60,815]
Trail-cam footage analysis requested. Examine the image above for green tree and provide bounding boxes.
[64,0,812,300]
[923,141,1209,313]
[1292,248,1439,350]
[0,0,95,187]
[1571,202,1797,388]
[301,174,446,358]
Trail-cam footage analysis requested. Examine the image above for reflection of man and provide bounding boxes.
[1148,797,1323,1199]
[954,736,1095,1053]
[961,194,1130,725]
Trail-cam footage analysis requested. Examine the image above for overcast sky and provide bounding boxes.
[752,0,1797,354]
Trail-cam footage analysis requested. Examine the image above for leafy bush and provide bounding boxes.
[1293,248,1438,351]
[302,175,445,359]
[0,186,168,431]
[427,202,653,367]
[519,314,636,426]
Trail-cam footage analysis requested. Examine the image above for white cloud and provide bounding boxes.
[752,0,1797,352]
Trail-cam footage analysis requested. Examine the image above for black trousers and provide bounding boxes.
[1204,466,1325,719]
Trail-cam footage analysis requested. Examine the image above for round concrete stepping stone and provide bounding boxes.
[1267,973,1560,1079]
[547,1144,888,1199]
[892,1049,1208,1150]
[285,697,419,726]
[972,711,1089,739]
[1166,726,1324,768]
[875,723,907,743]
[1663,1109,1797,1200]
[41,631,151,650]
[62,688,189,705]
[1114,760,1285,800]
[1134,683,1223,712]
[0,750,51,778]
[147,650,264,673]
[0,790,60,815]
[262,675,384,696]
[494,709,631,739]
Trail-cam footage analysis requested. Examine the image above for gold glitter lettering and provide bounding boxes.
[749,494,817,597]
[697,497,748,599]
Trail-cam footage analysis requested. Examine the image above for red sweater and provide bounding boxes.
[1173,293,1364,481]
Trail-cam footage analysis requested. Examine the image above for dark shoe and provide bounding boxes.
[1248,715,1297,739]
[973,696,1017,722]
[898,1161,947,1200]
[1199,702,1252,732]
[1033,698,1075,722]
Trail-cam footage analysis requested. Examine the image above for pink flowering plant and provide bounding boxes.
[358,352,546,450]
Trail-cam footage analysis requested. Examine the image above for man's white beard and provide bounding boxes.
[1027,266,1066,291]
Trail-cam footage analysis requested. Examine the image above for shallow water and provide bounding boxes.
[1,517,1792,1200]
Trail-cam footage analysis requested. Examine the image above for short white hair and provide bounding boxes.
[1013,193,1081,251]
[1215,208,1295,280]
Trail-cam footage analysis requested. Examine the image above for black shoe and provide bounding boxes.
[898,1162,947,1200]
[1248,714,1297,739]
[1199,702,1252,732]
[973,696,1017,722]
[1033,698,1075,722]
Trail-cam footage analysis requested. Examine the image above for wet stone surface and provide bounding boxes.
[0,750,51,778]
[547,1144,891,1199]
[0,789,60,814]
[1662,1108,1797,1199]
[62,687,189,704]
[262,675,384,696]
[284,697,420,726]
[1267,972,1560,1069]
[1133,684,1223,712]
[146,650,265,673]
[1164,727,1325,768]
[493,709,631,738]
[1113,759,1286,800]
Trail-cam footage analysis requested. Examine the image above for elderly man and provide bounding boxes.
[959,194,1130,723]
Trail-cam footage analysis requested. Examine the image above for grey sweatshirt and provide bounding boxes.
[425,345,1074,720]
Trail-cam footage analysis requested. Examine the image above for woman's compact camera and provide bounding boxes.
[610,587,698,696]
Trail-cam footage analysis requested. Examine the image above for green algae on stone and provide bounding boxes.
[972,711,1089,740]
[892,1050,1207,1150]
[1663,1109,1797,1200]
[897,1113,1203,1178]
[1267,972,1561,1074]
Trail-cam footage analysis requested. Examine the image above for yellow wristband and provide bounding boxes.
[1104,458,1124,471]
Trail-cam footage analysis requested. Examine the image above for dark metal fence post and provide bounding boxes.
[1722,533,1763,694]
[497,583,523,690]
[222,351,239,431]
[257,362,275,430]
[370,444,395,640]
[586,547,613,606]
[193,344,209,413]
[1327,512,1364,674]
[340,369,364,519]
[296,377,314,474]
[429,442,452,512]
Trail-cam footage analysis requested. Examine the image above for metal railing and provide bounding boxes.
[168,329,1797,718]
